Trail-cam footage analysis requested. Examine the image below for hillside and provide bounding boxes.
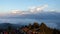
[0,22,60,34]
[21,22,60,34]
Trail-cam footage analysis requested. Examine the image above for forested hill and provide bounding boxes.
[0,22,60,34]
[21,22,60,34]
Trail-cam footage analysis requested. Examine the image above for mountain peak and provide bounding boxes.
[41,22,46,26]
[40,22,47,28]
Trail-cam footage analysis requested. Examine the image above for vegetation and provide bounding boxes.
[0,22,60,34]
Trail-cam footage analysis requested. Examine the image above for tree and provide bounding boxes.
[28,23,32,29]
[33,22,39,28]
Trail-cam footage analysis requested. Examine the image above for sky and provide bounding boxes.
[0,0,60,14]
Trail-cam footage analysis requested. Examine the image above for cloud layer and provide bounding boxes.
[29,4,48,13]
[10,4,49,15]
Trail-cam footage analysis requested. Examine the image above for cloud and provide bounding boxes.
[36,4,48,11]
[28,4,48,13]
[11,10,22,14]
[10,4,49,15]
[11,10,31,15]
